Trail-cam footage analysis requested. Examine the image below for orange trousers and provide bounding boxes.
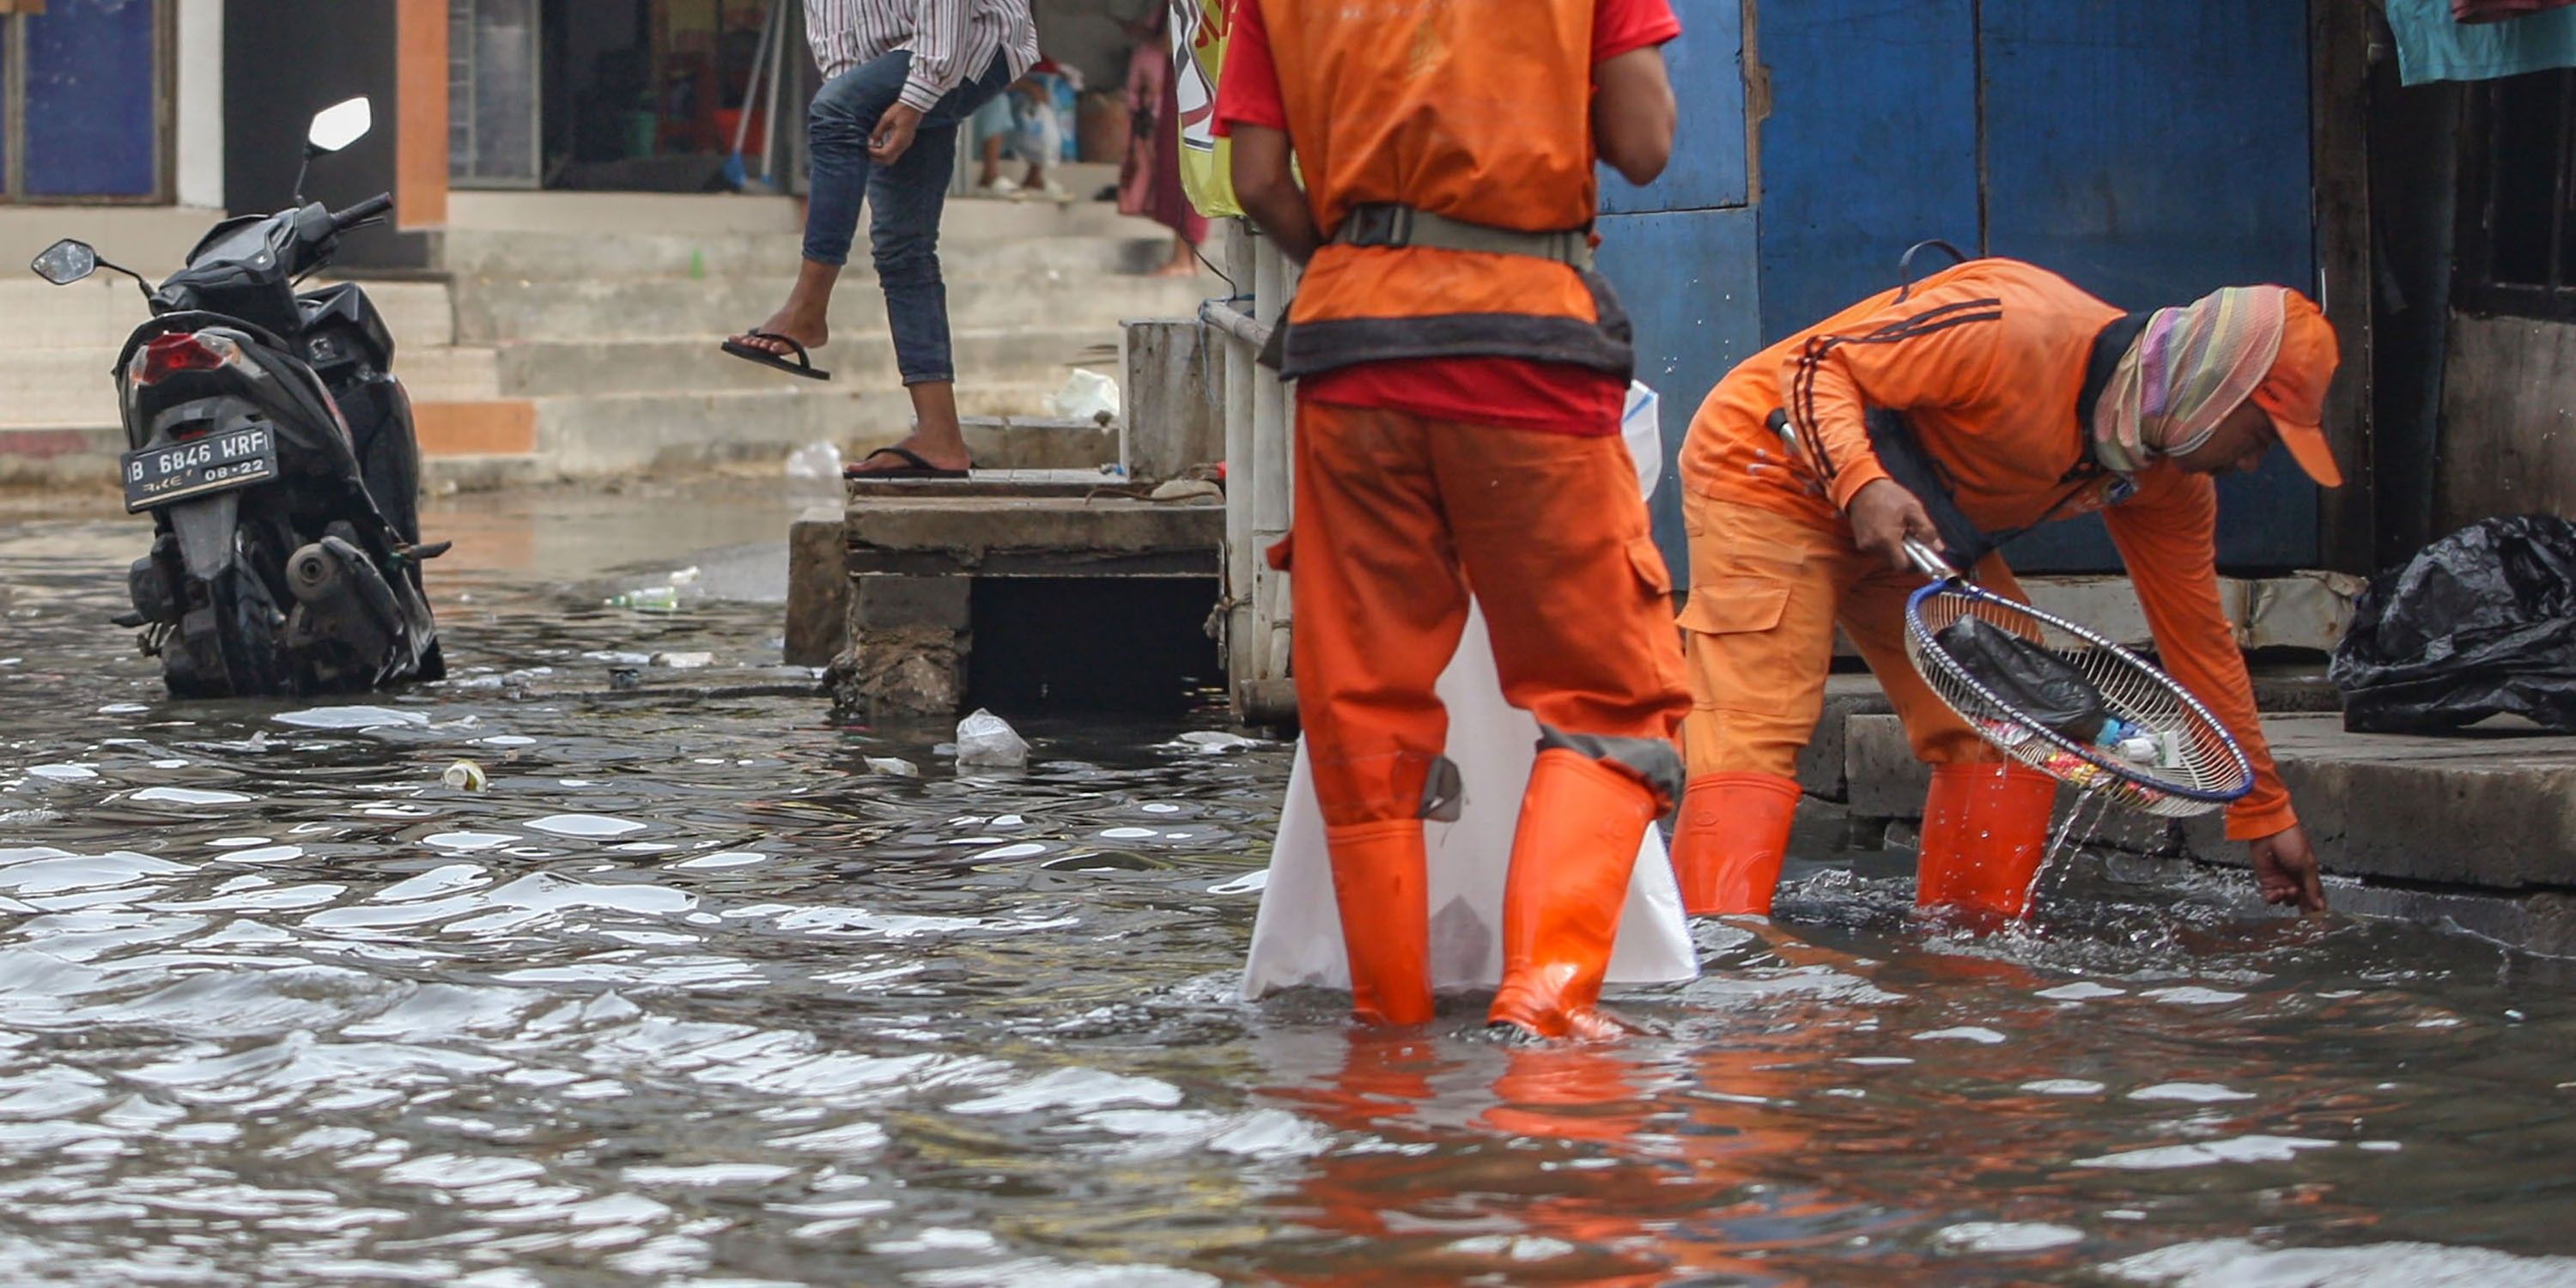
[1286,401,1691,826]
[1677,489,2026,778]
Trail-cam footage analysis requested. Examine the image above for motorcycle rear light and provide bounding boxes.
[129,331,246,387]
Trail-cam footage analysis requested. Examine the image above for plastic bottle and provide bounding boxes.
[605,586,680,612]
[2093,717,2161,764]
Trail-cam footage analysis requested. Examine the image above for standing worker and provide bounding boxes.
[721,0,1037,480]
[1216,0,1689,1038]
[1671,258,2336,923]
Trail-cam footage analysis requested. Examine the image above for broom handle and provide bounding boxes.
[732,0,781,156]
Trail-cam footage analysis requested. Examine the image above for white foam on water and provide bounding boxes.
[526,814,647,839]
[131,787,252,805]
[272,706,429,730]
[2101,1237,2576,1287]
[209,837,272,849]
[1140,803,1182,814]
[968,842,1047,861]
[671,852,767,870]
[26,764,99,781]
[2141,987,2249,1005]
[2075,1135,2337,1170]
[2021,1079,2108,1096]
[620,1163,796,1188]
[150,759,189,769]
[2359,1140,2404,1152]
[950,1066,1185,1116]
[218,846,304,865]
[425,832,519,851]
[481,735,536,747]
[96,704,149,715]
[1937,1222,2085,1254]
[2036,981,2126,1001]
[991,815,1025,828]
[1206,870,1267,895]
[376,866,489,902]
[611,842,677,854]
[1914,1027,2008,1044]
[1100,828,1158,841]
[2129,1082,2256,1103]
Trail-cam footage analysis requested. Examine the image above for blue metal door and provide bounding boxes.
[1753,0,2318,572]
[11,0,164,201]
[1593,0,1763,588]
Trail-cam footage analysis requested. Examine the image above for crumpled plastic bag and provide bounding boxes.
[2331,514,2576,733]
[954,708,1032,769]
[1936,615,2109,743]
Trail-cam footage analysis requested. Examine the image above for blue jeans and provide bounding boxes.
[805,49,1011,385]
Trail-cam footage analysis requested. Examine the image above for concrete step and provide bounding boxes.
[525,382,1097,477]
[435,226,1181,283]
[489,326,1118,398]
[442,190,1165,243]
[453,270,1213,344]
[0,343,501,428]
[0,277,458,351]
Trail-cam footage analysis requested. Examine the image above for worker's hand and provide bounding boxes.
[870,103,925,165]
[2247,823,2328,914]
[1847,478,1942,572]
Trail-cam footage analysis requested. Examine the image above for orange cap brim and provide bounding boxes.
[2273,416,2343,489]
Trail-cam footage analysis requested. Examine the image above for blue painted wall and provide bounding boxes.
[1750,0,2321,573]
[21,0,161,199]
[1593,0,1762,587]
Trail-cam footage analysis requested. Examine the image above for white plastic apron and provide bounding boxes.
[1240,383,1699,999]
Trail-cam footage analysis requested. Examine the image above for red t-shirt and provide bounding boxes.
[1214,0,1680,434]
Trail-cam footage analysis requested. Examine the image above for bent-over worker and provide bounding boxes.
[1673,258,2337,922]
[1217,0,1689,1037]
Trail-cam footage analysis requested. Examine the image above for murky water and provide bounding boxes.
[4,485,2576,1286]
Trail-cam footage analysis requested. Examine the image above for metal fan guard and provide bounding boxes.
[1902,580,2254,817]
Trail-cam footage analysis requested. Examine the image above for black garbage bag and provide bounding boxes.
[1935,615,2110,743]
[2331,514,2576,733]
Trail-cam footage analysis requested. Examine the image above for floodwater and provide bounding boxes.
[3,482,2574,1286]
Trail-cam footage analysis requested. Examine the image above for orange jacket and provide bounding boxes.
[1681,259,2296,840]
[1261,0,1632,381]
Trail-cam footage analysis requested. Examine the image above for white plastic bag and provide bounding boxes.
[1241,382,1698,1000]
[1046,369,1122,425]
[955,708,1031,769]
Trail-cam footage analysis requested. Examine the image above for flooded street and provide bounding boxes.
[3,482,2574,1286]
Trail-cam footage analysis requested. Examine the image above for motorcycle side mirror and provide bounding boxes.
[29,238,98,286]
[307,97,373,155]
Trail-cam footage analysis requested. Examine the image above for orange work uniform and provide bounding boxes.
[1214,0,1690,1036]
[1675,258,2312,918]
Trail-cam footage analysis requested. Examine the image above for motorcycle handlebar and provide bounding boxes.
[330,193,394,231]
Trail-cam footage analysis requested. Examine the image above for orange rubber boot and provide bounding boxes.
[1489,750,1659,1040]
[1323,820,1436,1025]
[1915,762,2060,922]
[1669,772,1804,916]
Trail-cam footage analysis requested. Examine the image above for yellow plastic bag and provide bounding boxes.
[1168,0,1242,218]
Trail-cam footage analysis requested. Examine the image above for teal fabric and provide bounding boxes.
[2389,0,2576,84]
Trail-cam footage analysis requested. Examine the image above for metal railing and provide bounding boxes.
[1201,219,1299,725]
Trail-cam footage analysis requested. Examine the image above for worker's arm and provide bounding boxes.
[1593,46,1675,185]
[1229,125,1322,264]
[1778,280,2008,566]
[2102,469,2326,914]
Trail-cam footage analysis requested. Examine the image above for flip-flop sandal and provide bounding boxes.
[719,330,832,380]
[844,447,971,481]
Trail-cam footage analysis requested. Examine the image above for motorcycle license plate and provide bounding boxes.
[121,425,277,513]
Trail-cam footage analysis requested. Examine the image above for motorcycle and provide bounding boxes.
[29,96,446,698]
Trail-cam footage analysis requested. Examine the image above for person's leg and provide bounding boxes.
[1839,556,2061,923]
[850,54,1011,476]
[1291,400,1471,1025]
[730,52,911,361]
[1434,422,1691,1038]
[1669,492,1848,915]
[1154,229,1199,276]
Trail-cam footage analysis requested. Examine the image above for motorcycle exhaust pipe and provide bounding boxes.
[287,542,343,604]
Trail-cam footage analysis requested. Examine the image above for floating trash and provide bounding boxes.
[441,761,489,792]
[955,709,1030,769]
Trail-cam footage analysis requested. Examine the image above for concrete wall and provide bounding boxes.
[177,0,225,208]
[2437,313,2576,532]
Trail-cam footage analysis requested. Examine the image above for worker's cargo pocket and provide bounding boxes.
[1676,572,1793,637]
[1625,536,1672,598]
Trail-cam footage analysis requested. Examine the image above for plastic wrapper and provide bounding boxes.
[954,708,1032,769]
[2332,514,2576,733]
[1936,615,2109,744]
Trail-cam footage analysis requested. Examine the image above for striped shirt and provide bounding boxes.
[805,0,1040,112]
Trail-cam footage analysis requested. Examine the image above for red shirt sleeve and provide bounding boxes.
[1595,0,1680,63]
[1212,0,1286,136]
